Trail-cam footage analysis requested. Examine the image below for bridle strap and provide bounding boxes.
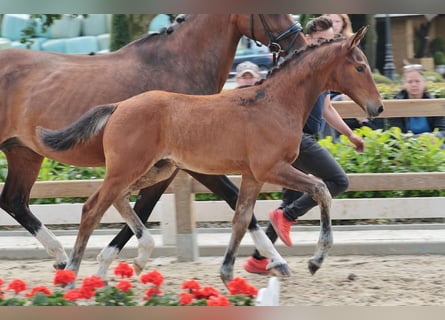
[250,14,303,66]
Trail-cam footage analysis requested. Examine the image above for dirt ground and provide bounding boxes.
[1,254,445,306]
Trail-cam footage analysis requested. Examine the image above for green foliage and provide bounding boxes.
[433,50,445,65]
[31,292,75,306]
[110,14,131,51]
[94,287,137,306]
[318,127,445,198]
[430,37,445,53]
[373,73,394,84]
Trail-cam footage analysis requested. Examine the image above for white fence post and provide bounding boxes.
[173,170,198,261]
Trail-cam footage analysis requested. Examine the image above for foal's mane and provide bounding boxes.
[261,35,345,82]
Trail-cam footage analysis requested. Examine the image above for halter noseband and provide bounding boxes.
[250,14,303,66]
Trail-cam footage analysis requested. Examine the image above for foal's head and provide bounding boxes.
[330,26,384,117]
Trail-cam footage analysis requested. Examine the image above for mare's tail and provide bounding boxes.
[38,105,117,151]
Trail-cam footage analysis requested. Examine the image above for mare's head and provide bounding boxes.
[328,26,384,117]
[233,14,307,57]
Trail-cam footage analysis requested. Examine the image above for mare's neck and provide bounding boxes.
[126,15,240,95]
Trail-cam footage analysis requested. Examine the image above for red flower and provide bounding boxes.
[227,277,258,297]
[0,278,3,287]
[25,285,52,298]
[144,287,163,300]
[194,286,220,299]
[181,279,201,293]
[81,275,105,291]
[6,279,27,294]
[179,292,194,305]
[79,287,95,300]
[206,294,231,306]
[53,270,76,286]
[113,262,134,278]
[140,269,163,287]
[63,289,81,301]
[116,280,132,292]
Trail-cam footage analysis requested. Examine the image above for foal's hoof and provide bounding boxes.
[220,267,234,287]
[53,261,67,270]
[308,258,321,275]
[133,260,144,275]
[268,263,291,277]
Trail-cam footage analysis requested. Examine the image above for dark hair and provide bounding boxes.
[305,16,333,35]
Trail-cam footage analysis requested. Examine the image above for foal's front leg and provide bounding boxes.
[259,162,333,275]
[220,175,287,285]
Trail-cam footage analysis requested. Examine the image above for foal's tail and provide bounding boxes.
[38,105,117,151]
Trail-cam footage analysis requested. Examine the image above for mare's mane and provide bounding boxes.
[124,14,191,48]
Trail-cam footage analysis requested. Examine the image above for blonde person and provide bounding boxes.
[323,13,353,37]
[389,64,445,138]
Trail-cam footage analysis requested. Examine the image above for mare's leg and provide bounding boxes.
[220,175,264,285]
[0,146,68,269]
[186,171,288,273]
[257,162,333,275]
[96,161,177,277]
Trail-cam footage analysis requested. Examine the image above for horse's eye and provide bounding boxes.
[356,66,365,72]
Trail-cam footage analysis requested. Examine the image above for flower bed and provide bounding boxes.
[0,262,258,306]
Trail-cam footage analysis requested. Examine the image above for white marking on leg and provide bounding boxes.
[133,230,155,274]
[96,245,120,279]
[250,228,287,268]
[35,227,69,268]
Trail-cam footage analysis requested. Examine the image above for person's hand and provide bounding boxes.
[348,132,365,152]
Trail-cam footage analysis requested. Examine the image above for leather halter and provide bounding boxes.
[250,14,303,66]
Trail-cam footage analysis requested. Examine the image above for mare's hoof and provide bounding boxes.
[268,263,291,277]
[53,261,67,270]
[308,259,321,275]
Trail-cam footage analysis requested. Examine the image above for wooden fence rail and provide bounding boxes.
[0,99,444,260]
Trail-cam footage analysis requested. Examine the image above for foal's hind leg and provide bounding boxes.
[96,160,177,278]
[220,175,265,285]
[257,162,333,275]
[0,147,68,269]
[111,194,155,275]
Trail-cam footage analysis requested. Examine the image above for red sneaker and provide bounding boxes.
[243,256,269,275]
[269,208,296,247]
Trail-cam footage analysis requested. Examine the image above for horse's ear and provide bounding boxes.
[347,25,368,50]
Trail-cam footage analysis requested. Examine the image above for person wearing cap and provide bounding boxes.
[388,64,445,137]
[235,61,261,88]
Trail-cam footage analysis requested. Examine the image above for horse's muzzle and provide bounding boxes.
[367,103,384,118]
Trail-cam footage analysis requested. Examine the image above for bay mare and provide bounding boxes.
[0,15,306,275]
[39,27,383,284]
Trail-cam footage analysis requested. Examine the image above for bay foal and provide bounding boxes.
[39,27,383,284]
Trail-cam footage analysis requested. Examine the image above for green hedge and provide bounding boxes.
[318,126,445,198]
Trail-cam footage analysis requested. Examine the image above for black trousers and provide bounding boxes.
[253,133,349,259]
